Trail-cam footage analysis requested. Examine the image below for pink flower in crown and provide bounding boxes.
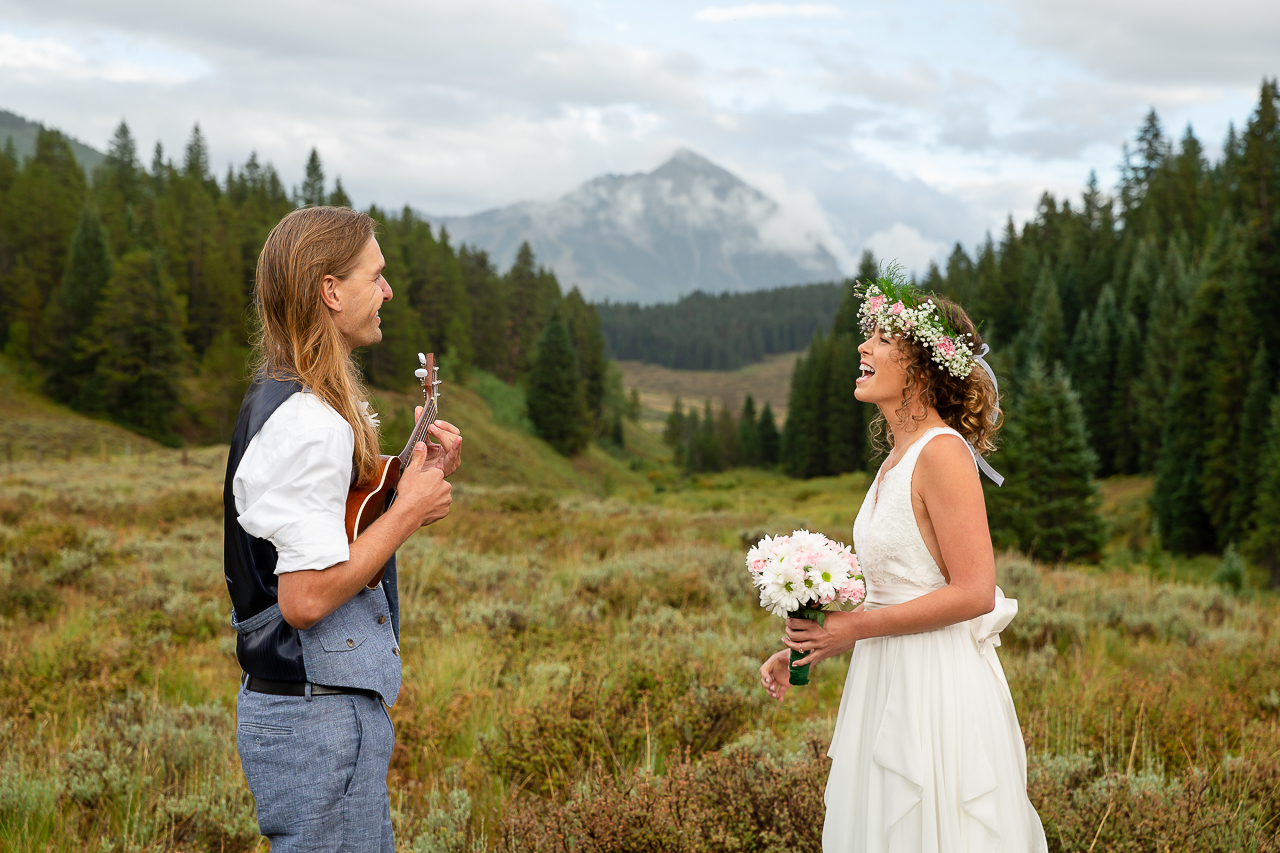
[938,336,957,357]
[890,301,904,315]
[868,295,886,312]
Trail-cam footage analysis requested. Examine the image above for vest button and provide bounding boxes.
[378,615,387,625]
[346,638,355,648]
[392,647,399,656]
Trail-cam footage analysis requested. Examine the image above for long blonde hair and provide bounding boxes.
[251,206,382,485]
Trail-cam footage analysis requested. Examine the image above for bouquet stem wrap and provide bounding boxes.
[787,606,826,686]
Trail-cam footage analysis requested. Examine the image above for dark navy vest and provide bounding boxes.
[223,376,402,703]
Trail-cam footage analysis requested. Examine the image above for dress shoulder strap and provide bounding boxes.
[904,425,979,477]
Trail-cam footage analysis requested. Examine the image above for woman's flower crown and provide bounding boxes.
[854,266,976,379]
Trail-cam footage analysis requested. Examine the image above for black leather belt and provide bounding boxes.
[243,674,379,701]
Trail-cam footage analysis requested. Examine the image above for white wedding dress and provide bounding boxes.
[824,426,1047,853]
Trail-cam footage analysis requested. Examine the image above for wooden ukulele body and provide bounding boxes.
[345,455,403,588]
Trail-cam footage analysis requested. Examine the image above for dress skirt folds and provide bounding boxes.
[823,427,1046,852]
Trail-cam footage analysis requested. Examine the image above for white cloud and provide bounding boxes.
[694,4,842,24]
[1001,0,1280,87]
[0,30,207,84]
[738,166,853,269]
[863,223,947,276]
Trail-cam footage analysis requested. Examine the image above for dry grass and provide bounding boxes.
[1,396,1278,851]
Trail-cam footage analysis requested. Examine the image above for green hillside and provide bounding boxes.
[0,109,105,176]
[1,355,661,496]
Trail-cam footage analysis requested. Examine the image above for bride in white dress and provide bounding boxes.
[759,281,1047,853]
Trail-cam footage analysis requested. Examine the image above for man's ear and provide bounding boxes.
[320,274,342,313]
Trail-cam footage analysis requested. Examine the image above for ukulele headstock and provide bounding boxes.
[414,352,441,408]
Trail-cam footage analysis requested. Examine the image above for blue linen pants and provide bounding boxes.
[237,685,396,852]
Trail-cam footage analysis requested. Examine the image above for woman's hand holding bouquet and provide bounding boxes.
[747,530,864,693]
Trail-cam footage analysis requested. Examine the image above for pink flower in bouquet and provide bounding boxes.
[749,559,766,574]
[938,336,957,357]
[889,301,904,315]
[838,577,866,605]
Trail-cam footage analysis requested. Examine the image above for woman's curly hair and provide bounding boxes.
[868,294,1001,457]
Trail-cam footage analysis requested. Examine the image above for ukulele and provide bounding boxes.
[345,352,441,588]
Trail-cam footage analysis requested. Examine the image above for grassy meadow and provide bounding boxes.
[2,370,1280,851]
[617,352,801,430]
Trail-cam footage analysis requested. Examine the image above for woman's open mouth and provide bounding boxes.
[856,362,875,384]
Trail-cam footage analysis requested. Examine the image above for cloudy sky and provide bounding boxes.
[0,0,1275,275]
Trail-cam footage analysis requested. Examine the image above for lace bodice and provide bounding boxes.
[853,426,970,593]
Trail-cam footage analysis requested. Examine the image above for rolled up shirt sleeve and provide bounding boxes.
[233,393,355,574]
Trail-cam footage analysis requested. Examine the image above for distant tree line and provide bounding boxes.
[596,282,845,370]
[0,123,607,453]
[781,80,1280,578]
[662,395,780,474]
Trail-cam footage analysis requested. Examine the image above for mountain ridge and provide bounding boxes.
[1,110,106,177]
[433,149,841,305]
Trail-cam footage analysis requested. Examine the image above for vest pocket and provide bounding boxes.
[311,608,367,653]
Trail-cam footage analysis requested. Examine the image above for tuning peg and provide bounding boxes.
[418,352,426,365]
[414,369,428,379]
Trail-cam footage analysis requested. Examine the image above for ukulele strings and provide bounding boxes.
[398,397,439,465]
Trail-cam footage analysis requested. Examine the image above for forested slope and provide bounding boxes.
[783,80,1280,577]
[596,281,844,370]
[0,124,609,451]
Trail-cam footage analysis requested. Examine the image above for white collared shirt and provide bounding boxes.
[232,391,353,574]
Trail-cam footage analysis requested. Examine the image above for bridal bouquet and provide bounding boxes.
[746,530,864,686]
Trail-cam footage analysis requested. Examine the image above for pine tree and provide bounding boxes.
[1133,253,1189,471]
[459,247,508,376]
[716,404,739,468]
[506,242,548,382]
[758,402,781,467]
[1026,264,1066,368]
[563,287,606,429]
[687,400,723,473]
[301,148,325,207]
[826,334,863,474]
[663,397,685,449]
[1244,392,1280,588]
[527,312,589,456]
[987,360,1105,562]
[1076,285,1117,474]
[329,177,352,208]
[1228,343,1274,542]
[1154,270,1225,554]
[80,249,190,444]
[737,394,761,467]
[0,128,86,338]
[42,204,113,402]
[1108,311,1143,473]
[1200,276,1257,546]
[183,124,211,183]
[855,250,878,284]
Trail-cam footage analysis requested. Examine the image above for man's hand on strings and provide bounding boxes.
[415,407,462,476]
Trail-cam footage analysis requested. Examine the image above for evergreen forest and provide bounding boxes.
[782,80,1280,579]
[596,282,844,370]
[0,123,608,451]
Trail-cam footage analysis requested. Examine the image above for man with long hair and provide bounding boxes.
[224,206,460,851]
